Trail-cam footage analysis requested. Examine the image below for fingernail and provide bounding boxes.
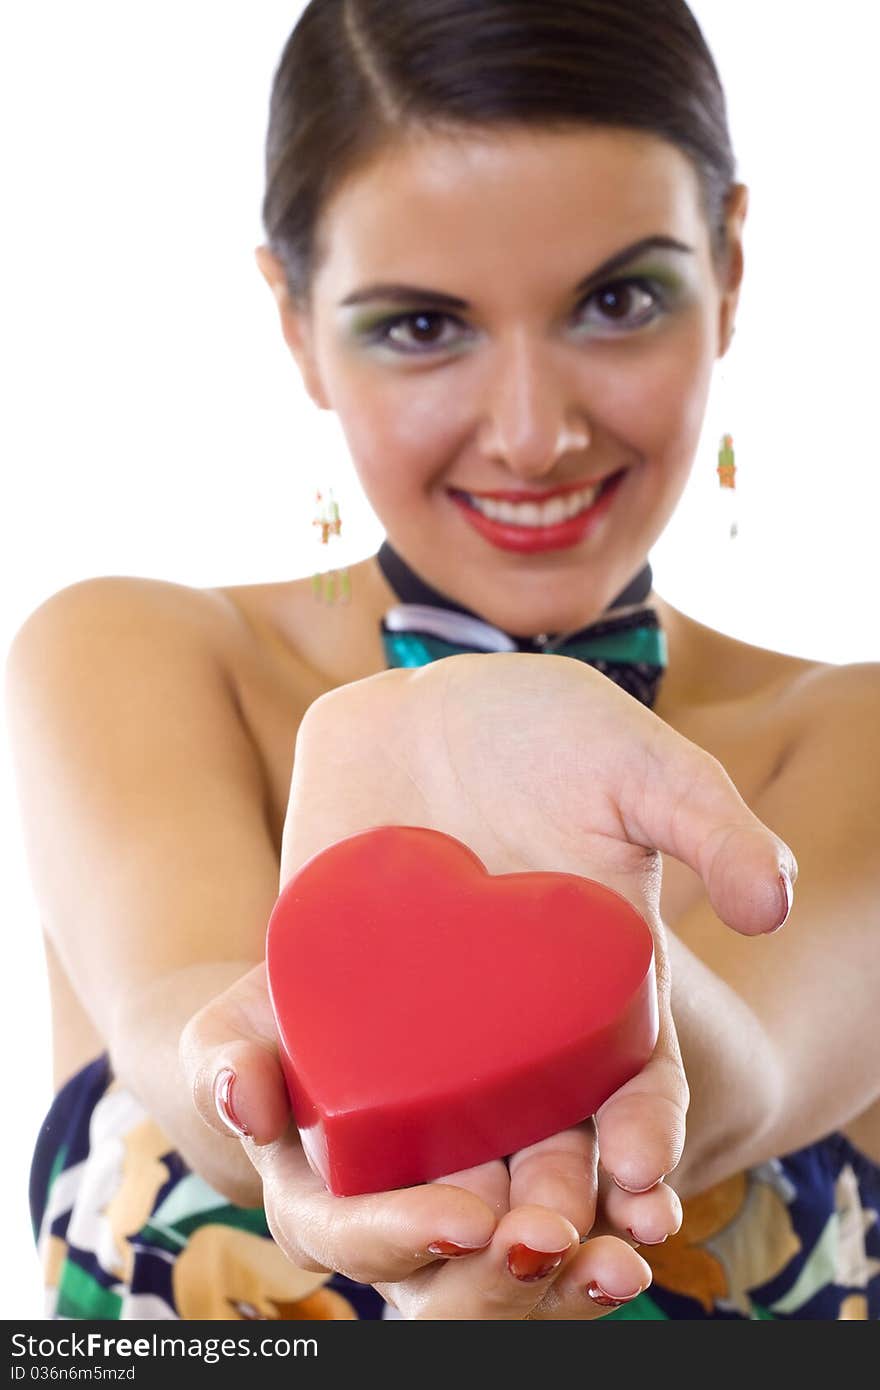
[627,1227,668,1246]
[586,1280,645,1308]
[771,870,794,932]
[214,1068,252,1138]
[426,1238,492,1258]
[506,1243,568,1282]
[611,1173,666,1195]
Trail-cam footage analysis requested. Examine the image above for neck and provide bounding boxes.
[375,538,655,642]
[358,546,698,725]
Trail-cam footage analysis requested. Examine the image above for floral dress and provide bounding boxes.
[30,1055,880,1320]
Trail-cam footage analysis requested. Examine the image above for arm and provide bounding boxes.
[4,576,287,1204]
[665,662,880,1199]
[180,654,800,1318]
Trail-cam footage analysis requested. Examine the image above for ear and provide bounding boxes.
[716,183,749,358]
[254,245,331,410]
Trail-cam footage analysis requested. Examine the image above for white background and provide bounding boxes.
[1,1,877,1318]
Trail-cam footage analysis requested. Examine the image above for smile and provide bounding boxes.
[449,476,617,529]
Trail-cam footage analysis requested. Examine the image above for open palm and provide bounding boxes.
[183,653,795,1318]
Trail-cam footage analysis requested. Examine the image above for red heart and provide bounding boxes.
[267,824,657,1196]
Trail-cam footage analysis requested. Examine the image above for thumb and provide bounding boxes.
[178,961,291,1145]
[624,722,798,936]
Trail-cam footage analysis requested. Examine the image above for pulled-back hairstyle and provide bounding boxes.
[262,0,737,306]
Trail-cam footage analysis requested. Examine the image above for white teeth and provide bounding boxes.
[464,482,603,527]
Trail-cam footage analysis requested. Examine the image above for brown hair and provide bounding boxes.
[262,0,737,306]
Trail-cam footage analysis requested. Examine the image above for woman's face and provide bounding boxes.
[266,125,746,634]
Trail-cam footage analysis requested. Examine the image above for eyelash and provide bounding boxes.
[361,277,670,356]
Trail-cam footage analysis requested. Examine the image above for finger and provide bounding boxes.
[529,1235,653,1319]
[600,1174,682,1247]
[621,721,798,937]
[507,1121,597,1236]
[179,961,290,1145]
[382,1205,580,1320]
[434,1158,511,1221]
[596,1084,686,1199]
[596,937,688,1196]
[248,1127,498,1285]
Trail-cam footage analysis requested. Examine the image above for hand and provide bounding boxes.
[182,964,658,1318]
[182,654,796,1318]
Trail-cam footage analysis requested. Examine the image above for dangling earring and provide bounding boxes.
[311,487,351,604]
[717,433,738,540]
[716,325,739,541]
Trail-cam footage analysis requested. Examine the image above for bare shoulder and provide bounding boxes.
[6,566,392,863]
[5,572,320,730]
[649,602,880,861]
[775,652,880,708]
[8,573,247,672]
[656,601,820,768]
[767,654,880,760]
[4,575,273,806]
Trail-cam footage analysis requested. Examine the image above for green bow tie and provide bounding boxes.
[381,603,667,708]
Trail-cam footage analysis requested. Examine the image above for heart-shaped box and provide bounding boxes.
[267,824,657,1196]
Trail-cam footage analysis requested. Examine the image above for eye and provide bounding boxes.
[576,278,665,333]
[368,310,469,354]
[361,276,668,355]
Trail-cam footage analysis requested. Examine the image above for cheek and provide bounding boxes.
[318,357,466,494]
[589,315,715,470]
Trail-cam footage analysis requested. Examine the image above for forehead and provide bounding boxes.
[313,125,709,294]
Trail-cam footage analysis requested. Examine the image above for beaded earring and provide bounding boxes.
[716,324,739,541]
[717,433,738,540]
[311,488,351,604]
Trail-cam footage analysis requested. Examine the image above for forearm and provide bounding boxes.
[665,927,784,1200]
[108,960,264,1207]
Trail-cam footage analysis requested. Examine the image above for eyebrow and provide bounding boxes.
[338,235,694,310]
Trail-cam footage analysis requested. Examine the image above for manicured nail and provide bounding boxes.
[214,1068,252,1138]
[506,1243,568,1282]
[611,1173,666,1195]
[586,1280,644,1308]
[426,1238,492,1258]
[771,870,794,932]
[626,1227,668,1246]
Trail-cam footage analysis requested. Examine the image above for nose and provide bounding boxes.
[475,331,591,478]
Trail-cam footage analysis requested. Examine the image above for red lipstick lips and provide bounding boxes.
[448,469,627,554]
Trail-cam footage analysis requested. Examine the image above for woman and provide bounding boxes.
[8,0,879,1320]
